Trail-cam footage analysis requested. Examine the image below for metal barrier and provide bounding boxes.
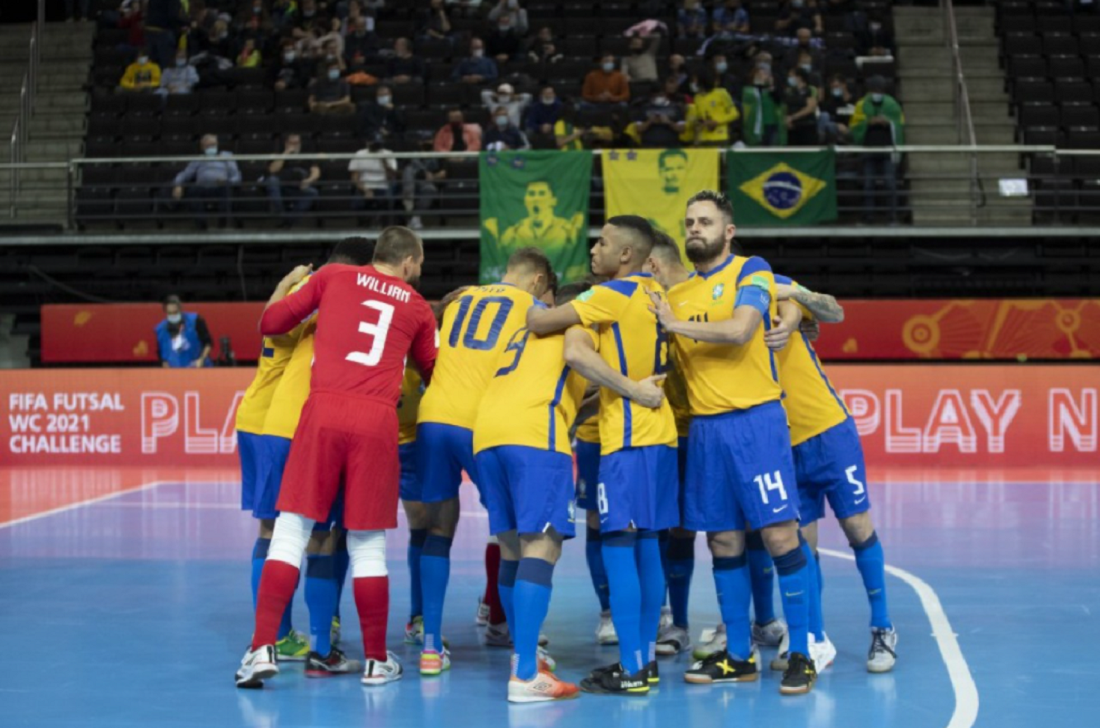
[8,22,39,219]
[944,0,984,218]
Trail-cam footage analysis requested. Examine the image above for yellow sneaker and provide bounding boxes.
[419,648,451,676]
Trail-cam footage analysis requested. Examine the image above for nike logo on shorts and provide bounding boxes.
[772,505,788,514]
[854,497,867,505]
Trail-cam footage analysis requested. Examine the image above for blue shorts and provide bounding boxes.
[399,442,419,501]
[477,445,577,538]
[248,434,343,530]
[574,439,601,511]
[238,430,263,513]
[793,418,870,523]
[596,445,679,534]
[677,436,689,523]
[683,400,800,532]
[416,422,480,504]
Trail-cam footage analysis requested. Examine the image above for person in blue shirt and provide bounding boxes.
[156,295,213,368]
[484,106,531,150]
[452,37,499,84]
[170,134,241,229]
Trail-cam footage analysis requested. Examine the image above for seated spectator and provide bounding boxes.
[116,2,145,55]
[297,0,329,31]
[316,36,347,72]
[784,67,819,146]
[794,50,825,98]
[237,0,274,36]
[630,86,687,148]
[433,108,483,152]
[741,61,781,146]
[237,37,262,67]
[488,0,530,35]
[622,28,662,83]
[712,0,750,36]
[486,13,524,64]
[553,106,588,150]
[850,75,905,222]
[158,49,200,96]
[526,85,562,137]
[784,28,824,69]
[349,140,398,216]
[386,38,426,84]
[309,62,356,114]
[776,0,824,37]
[272,40,315,90]
[265,134,321,228]
[452,38,498,84]
[446,0,485,18]
[685,70,739,147]
[119,47,161,93]
[857,13,895,58]
[170,134,241,230]
[524,26,562,65]
[344,16,381,69]
[419,0,454,41]
[484,106,531,150]
[340,1,367,35]
[667,54,691,94]
[678,0,708,38]
[360,85,407,142]
[156,295,213,368]
[401,140,447,230]
[819,74,854,142]
[581,54,630,109]
[481,82,532,129]
[206,19,235,60]
[272,0,299,29]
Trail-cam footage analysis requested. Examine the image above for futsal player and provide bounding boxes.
[527,216,677,696]
[236,227,438,689]
[414,248,554,675]
[397,367,429,644]
[574,397,618,645]
[649,190,816,695]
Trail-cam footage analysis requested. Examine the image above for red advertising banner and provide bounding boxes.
[1,366,1096,469]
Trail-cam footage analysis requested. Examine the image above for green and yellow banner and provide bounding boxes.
[727,149,837,226]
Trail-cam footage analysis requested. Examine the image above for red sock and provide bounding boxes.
[484,542,504,625]
[354,576,390,661]
[252,560,300,651]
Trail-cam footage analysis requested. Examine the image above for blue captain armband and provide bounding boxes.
[734,286,771,316]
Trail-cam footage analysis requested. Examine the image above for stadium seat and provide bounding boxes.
[1060,105,1100,130]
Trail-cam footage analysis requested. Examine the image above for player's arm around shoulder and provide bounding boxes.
[647,287,764,346]
[260,264,317,336]
[563,326,665,408]
[526,298,582,335]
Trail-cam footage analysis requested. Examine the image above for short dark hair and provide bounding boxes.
[372,226,423,265]
[506,246,553,281]
[607,215,656,260]
[546,269,560,298]
[556,281,591,306]
[330,236,375,266]
[163,294,182,309]
[650,231,682,264]
[686,189,735,225]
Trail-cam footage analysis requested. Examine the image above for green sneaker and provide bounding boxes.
[276,629,310,662]
[331,617,341,648]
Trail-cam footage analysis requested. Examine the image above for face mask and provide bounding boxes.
[715,61,728,73]
[217,32,228,40]
[831,86,843,97]
[137,56,149,65]
[325,53,336,61]
[167,313,182,324]
[653,96,669,106]
[787,76,798,87]
[495,115,509,128]
[303,9,315,17]
[253,6,262,14]
[204,146,218,156]
[792,0,804,7]
[284,52,295,62]
[176,58,186,67]
[871,92,884,103]
[631,46,643,54]
[377,95,391,106]
[498,94,512,103]
[602,62,615,72]
[328,69,340,80]
[759,62,771,73]
[541,96,555,105]
[800,63,812,72]
[472,48,484,58]
[508,0,518,7]
[870,22,882,31]
[499,24,511,33]
[365,17,375,31]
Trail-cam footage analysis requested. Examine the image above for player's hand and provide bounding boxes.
[439,286,471,310]
[764,314,797,352]
[282,264,313,286]
[631,374,667,408]
[647,290,677,332]
[800,319,821,341]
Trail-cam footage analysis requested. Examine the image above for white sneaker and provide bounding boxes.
[655,623,693,656]
[236,645,279,689]
[659,605,673,630]
[512,649,557,675]
[508,670,580,703]
[476,596,490,626]
[693,623,726,660]
[362,651,403,685]
[867,627,897,673]
[752,618,788,648]
[812,633,837,673]
[409,215,424,230]
[484,621,512,647]
[595,610,618,645]
[770,631,790,671]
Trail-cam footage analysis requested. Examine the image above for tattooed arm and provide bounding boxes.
[774,283,845,324]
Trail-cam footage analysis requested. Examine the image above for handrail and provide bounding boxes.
[8,23,39,219]
[943,0,984,222]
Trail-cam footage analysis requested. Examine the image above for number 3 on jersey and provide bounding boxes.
[449,296,514,351]
[346,300,395,367]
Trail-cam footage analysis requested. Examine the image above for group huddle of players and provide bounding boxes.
[232,189,898,703]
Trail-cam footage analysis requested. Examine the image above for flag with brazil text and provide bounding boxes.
[728,149,837,226]
[604,148,720,265]
[480,150,592,284]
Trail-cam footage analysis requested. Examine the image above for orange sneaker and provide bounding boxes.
[419,648,451,676]
[507,670,581,703]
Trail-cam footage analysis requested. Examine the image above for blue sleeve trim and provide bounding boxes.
[773,273,793,285]
[735,256,772,284]
[734,286,770,316]
[600,279,639,298]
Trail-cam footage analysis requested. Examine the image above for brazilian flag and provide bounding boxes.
[727,149,837,226]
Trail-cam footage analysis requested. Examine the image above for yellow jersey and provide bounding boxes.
[234,333,295,435]
[666,255,782,415]
[665,360,692,438]
[570,273,678,456]
[773,275,850,446]
[473,327,588,456]
[261,315,316,440]
[575,412,601,444]
[398,367,424,445]
[419,283,537,430]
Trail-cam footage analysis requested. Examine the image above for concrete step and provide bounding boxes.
[911,209,975,225]
[897,48,953,72]
[24,140,82,161]
[955,16,995,40]
[27,116,84,134]
[898,67,952,81]
[905,101,960,122]
[34,95,87,112]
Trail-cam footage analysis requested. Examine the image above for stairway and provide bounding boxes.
[893,4,1031,225]
[0,22,95,229]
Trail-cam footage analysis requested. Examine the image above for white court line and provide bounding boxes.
[0,480,168,530]
[819,547,980,728]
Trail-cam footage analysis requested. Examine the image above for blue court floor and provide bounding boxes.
[0,470,1097,728]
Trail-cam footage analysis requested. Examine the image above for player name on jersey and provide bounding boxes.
[357,273,412,304]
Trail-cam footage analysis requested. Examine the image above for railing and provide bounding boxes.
[943,0,984,223]
[8,22,40,219]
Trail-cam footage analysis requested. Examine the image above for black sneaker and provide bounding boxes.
[305,647,363,678]
[683,648,760,684]
[647,660,659,685]
[579,662,649,695]
[780,652,817,695]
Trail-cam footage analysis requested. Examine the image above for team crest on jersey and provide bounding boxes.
[712,283,725,300]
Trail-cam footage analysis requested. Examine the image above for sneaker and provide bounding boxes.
[752,618,788,648]
[659,606,673,631]
[647,660,659,685]
[579,662,649,696]
[409,215,424,230]
[484,621,512,648]
[537,646,557,673]
[275,629,310,662]
[305,647,362,678]
[780,652,817,695]
[419,648,451,676]
[476,596,490,626]
[867,627,898,673]
[655,624,692,656]
[236,645,279,689]
[331,616,341,648]
[404,616,424,645]
[692,623,726,660]
[770,631,790,672]
[362,651,404,686]
[812,634,837,673]
[683,648,760,685]
[508,670,580,703]
[538,632,550,647]
[595,610,618,645]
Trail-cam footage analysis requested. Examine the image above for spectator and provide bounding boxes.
[156,295,213,368]
[340,1,366,36]
[452,37,498,83]
[309,62,356,114]
[667,54,691,94]
[819,74,854,142]
[297,0,329,31]
[419,0,454,41]
[446,0,485,18]
[316,36,347,72]
[360,85,407,142]
[784,28,824,69]
[119,47,161,93]
[712,0,751,35]
[776,0,824,37]
[850,75,905,222]
[205,19,235,59]
[265,134,321,228]
[158,48,200,96]
[663,74,692,107]
[486,13,524,64]
[794,49,825,98]
[741,61,781,146]
[581,54,630,108]
[400,141,447,230]
[349,140,398,216]
[784,67,819,145]
[272,0,299,29]
[237,37,262,67]
[678,0,708,38]
[65,0,91,22]
[484,106,531,150]
[272,39,315,90]
[433,108,483,152]
[685,70,739,147]
[488,0,530,35]
[712,54,740,98]
[236,0,274,36]
[553,105,588,150]
[344,16,381,69]
[117,2,146,54]
[170,134,241,229]
[856,13,896,57]
[524,26,562,64]
[386,38,426,84]
[145,0,189,68]
[526,85,562,137]
[481,82,532,128]
[622,29,662,83]
[631,85,687,148]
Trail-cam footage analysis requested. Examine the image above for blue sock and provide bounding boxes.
[666,535,695,628]
[498,559,519,634]
[420,534,453,653]
[251,538,270,610]
[514,558,554,680]
[585,527,611,611]
[852,532,892,629]
[601,531,644,673]
[800,538,824,641]
[636,531,665,664]
[305,554,338,656]
[333,532,349,620]
[745,531,776,626]
[774,546,809,658]
[657,530,670,607]
[407,529,427,620]
[712,554,752,658]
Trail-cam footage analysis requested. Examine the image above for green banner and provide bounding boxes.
[479,150,592,284]
[727,149,837,226]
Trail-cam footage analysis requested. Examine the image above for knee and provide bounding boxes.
[348,529,388,577]
[706,530,744,558]
[265,175,280,191]
[268,512,316,566]
[841,512,874,545]
[760,522,801,557]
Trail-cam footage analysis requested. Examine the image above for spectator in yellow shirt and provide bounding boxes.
[684,70,740,146]
[119,47,161,93]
